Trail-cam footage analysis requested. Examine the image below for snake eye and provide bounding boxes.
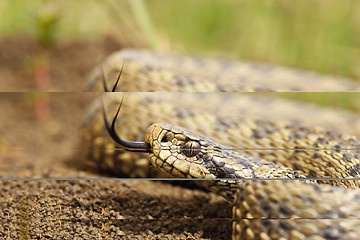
[182,141,200,157]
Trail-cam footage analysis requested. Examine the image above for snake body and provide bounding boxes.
[82,49,360,239]
[86,49,360,92]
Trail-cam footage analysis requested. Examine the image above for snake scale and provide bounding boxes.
[82,49,360,239]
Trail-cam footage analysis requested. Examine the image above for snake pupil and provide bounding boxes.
[182,141,200,157]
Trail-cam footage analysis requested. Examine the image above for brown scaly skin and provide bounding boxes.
[233,180,360,240]
[85,49,360,92]
[81,49,360,239]
[145,123,360,239]
[82,94,360,186]
[99,114,360,239]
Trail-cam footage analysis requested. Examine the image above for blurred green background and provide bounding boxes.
[1,0,359,111]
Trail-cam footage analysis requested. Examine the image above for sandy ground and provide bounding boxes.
[0,37,232,239]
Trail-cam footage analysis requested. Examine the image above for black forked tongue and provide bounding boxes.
[102,64,123,92]
[102,97,151,153]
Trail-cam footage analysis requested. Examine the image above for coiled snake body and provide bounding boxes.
[83,49,360,239]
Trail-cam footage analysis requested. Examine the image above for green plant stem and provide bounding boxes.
[128,0,160,50]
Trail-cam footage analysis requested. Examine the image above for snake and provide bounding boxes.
[82,49,360,239]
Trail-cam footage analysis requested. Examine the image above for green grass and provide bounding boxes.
[147,0,360,79]
[0,1,127,41]
[1,0,359,111]
[274,93,359,112]
[1,0,359,79]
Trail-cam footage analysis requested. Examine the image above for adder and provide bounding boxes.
[82,49,360,239]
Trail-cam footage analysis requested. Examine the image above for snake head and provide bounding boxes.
[145,123,303,201]
[145,123,261,179]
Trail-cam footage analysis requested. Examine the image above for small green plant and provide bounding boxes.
[30,2,61,48]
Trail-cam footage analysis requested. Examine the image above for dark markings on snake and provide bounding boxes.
[201,154,212,163]
[342,153,353,162]
[334,144,344,153]
[308,169,318,178]
[216,168,228,178]
[279,221,293,230]
[323,228,341,239]
[262,219,272,227]
[211,158,225,168]
[316,136,330,146]
[174,76,191,87]
[347,163,360,176]
[214,118,237,132]
[223,166,235,174]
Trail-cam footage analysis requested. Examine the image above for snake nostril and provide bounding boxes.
[161,132,171,142]
[161,135,167,142]
[161,132,175,143]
